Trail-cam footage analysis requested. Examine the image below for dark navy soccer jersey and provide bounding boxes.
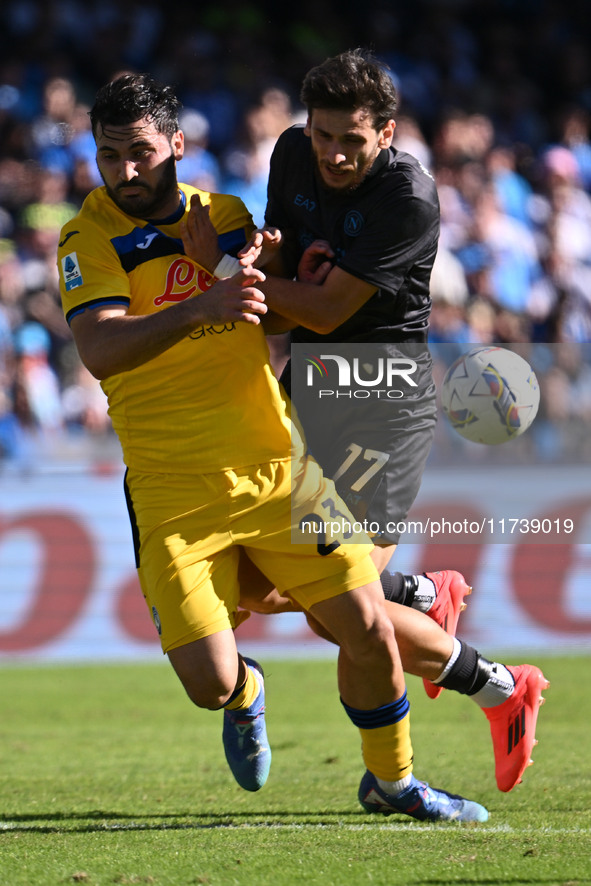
[265,124,440,344]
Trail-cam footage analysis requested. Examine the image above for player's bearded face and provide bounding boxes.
[95,120,183,218]
[306,108,394,192]
[104,152,178,217]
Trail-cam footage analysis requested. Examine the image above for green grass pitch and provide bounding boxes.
[1,655,590,886]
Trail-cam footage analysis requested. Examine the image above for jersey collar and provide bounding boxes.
[147,189,187,226]
[365,147,391,181]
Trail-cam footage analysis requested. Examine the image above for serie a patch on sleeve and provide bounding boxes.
[61,252,84,291]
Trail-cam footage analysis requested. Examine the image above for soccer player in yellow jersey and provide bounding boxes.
[57,72,488,820]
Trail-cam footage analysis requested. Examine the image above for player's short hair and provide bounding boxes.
[90,73,182,139]
[300,48,398,130]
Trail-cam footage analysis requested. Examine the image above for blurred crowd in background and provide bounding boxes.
[1,0,590,471]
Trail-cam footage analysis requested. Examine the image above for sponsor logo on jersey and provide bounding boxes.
[61,252,83,290]
[58,230,79,248]
[136,231,159,250]
[154,257,215,306]
[294,193,316,211]
[112,225,182,272]
[190,323,236,339]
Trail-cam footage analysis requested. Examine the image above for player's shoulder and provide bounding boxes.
[179,184,255,242]
[279,123,306,141]
[388,148,438,199]
[389,148,435,189]
[270,125,310,185]
[57,187,112,250]
[180,183,248,216]
[274,124,307,153]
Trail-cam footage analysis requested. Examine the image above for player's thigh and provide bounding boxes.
[330,413,436,544]
[125,470,244,653]
[238,549,299,614]
[371,542,397,573]
[138,530,244,653]
[244,455,378,612]
[310,579,388,642]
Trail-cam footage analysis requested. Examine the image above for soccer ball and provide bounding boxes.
[440,346,540,445]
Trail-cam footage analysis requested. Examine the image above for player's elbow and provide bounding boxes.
[80,354,112,381]
[75,344,123,380]
[300,298,350,335]
[262,311,297,334]
[305,315,343,335]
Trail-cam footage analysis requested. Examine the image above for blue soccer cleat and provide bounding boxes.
[358,771,489,822]
[222,657,271,792]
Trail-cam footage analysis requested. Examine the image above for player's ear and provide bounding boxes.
[304,116,312,137]
[378,119,396,149]
[172,129,184,160]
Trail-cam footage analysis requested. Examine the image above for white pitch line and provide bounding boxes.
[1,822,590,835]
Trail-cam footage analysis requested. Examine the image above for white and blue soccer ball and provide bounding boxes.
[440,346,540,445]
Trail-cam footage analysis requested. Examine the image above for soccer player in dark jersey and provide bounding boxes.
[232,49,549,801]
[238,49,459,616]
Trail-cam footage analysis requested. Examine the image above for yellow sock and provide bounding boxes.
[359,711,413,782]
[224,663,260,712]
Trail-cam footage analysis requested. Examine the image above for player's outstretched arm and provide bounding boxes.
[259,264,376,334]
[257,240,336,334]
[260,309,299,335]
[69,267,267,380]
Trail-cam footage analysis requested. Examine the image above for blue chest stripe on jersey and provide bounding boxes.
[218,228,248,256]
[111,224,248,273]
[112,225,183,273]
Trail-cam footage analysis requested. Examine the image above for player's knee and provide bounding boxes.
[342,607,396,664]
[305,611,338,644]
[240,587,297,615]
[167,638,240,710]
[169,655,235,709]
[180,675,234,710]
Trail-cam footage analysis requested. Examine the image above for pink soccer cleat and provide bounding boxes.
[484,664,549,792]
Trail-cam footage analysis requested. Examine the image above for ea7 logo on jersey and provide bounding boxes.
[294,193,316,212]
[61,252,83,291]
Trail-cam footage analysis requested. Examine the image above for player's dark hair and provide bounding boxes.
[89,73,182,139]
[300,48,398,130]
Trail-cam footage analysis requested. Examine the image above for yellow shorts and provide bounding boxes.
[124,454,377,653]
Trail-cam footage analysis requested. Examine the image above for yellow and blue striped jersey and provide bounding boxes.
[58,184,295,474]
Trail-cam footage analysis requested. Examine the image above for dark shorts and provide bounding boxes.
[283,343,438,544]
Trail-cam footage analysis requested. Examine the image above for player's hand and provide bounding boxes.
[238,227,283,268]
[297,239,334,284]
[180,193,223,273]
[197,266,268,326]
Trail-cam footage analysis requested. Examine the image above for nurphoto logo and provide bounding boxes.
[304,352,418,399]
